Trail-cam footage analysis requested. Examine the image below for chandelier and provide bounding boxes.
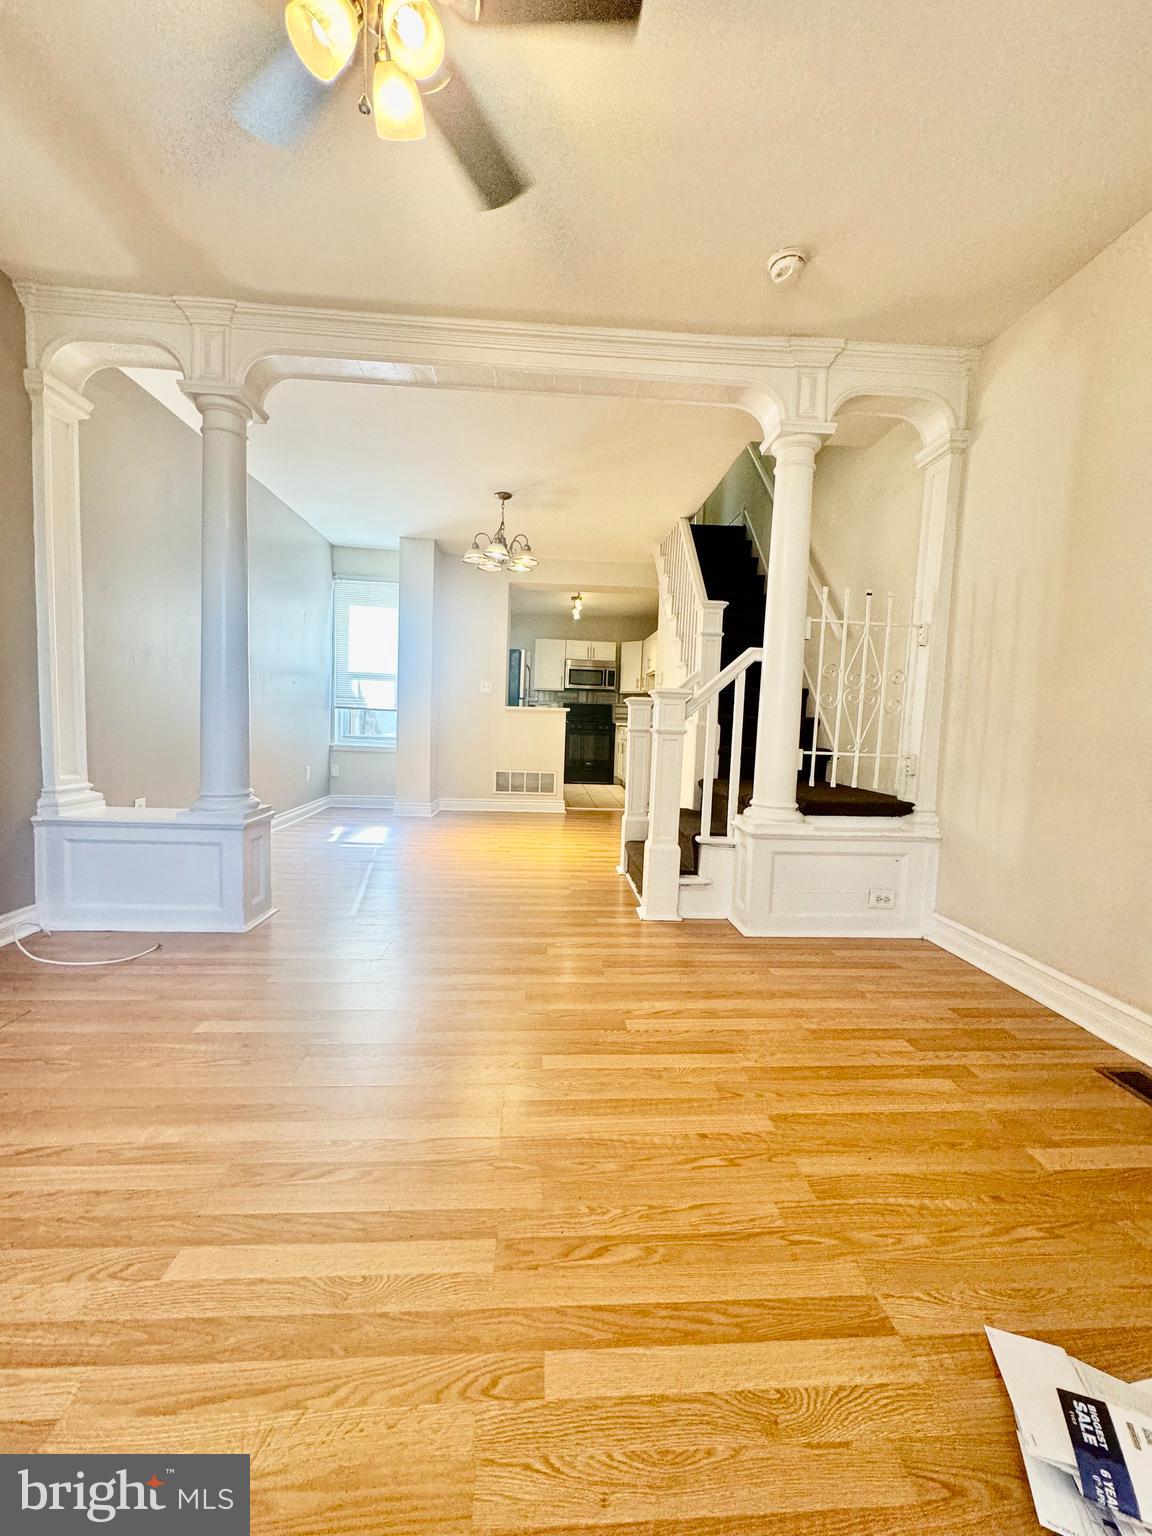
[462,492,539,574]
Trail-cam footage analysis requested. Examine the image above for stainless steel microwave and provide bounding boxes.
[564,660,617,690]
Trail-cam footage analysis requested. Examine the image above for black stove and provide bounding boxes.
[564,703,615,784]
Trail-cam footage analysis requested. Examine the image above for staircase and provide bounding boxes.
[624,521,914,895]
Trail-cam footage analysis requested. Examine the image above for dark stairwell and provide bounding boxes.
[625,520,913,894]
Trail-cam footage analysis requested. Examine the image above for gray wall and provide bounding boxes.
[0,275,40,915]
[80,370,332,813]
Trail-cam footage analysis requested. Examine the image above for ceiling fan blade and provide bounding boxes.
[424,67,530,210]
[233,43,330,146]
[447,0,642,21]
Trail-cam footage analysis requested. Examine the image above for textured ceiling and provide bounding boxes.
[4,1,1152,344]
[126,368,757,557]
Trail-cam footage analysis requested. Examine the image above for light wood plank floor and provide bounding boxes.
[1,809,1149,1534]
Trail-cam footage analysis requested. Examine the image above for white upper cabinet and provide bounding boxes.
[618,640,643,693]
[564,640,617,662]
[534,638,567,691]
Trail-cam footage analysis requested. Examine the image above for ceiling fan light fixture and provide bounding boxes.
[382,0,446,81]
[284,0,361,80]
[373,55,427,139]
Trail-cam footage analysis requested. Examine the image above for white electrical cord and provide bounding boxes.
[13,925,161,967]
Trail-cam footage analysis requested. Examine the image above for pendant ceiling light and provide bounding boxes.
[462,492,538,574]
[381,0,445,80]
[373,55,426,138]
[284,0,362,81]
[571,593,583,622]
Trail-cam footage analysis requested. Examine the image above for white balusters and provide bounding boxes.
[657,519,726,688]
[802,584,916,797]
[618,694,653,874]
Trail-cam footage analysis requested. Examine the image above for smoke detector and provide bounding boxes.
[767,248,808,286]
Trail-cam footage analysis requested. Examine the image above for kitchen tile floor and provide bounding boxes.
[564,782,625,810]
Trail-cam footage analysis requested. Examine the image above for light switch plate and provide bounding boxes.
[480,680,493,694]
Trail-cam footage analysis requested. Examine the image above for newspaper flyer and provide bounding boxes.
[987,1328,1152,1535]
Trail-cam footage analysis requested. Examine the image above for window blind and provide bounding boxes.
[332,578,399,710]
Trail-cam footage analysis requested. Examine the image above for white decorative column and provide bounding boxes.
[742,424,835,825]
[900,430,970,825]
[639,688,691,922]
[181,386,262,817]
[24,370,104,817]
[618,694,653,873]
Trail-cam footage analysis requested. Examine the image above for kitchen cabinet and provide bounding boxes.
[615,724,628,784]
[564,639,617,663]
[618,640,643,693]
[640,629,659,686]
[534,638,567,691]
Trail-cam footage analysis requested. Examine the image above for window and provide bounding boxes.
[333,578,398,747]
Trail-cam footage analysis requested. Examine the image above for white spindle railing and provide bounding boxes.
[657,517,726,685]
[685,647,764,843]
[802,584,922,796]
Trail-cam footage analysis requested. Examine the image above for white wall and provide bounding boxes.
[811,424,922,613]
[79,370,333,815]
[937,208,1152,1013]
[0,274,39,916]
[435,555,565,808]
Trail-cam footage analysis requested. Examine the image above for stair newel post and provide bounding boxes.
[618,694,654,874]
[639,688,693,922]
[690,600,726,806]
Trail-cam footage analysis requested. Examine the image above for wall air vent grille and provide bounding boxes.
[494,771,557,796]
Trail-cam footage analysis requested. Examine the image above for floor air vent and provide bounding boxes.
[494,771,557,796]
[1097,1068,1152,1107]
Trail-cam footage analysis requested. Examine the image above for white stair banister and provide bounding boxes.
[657,518,727,685]
[618,694,653,874]
[684,647,763,852]
[639,688,692,922]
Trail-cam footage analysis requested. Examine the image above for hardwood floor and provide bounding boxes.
[1,808,1149,1533]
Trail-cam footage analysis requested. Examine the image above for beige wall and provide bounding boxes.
[509,611,657,652]
[937,209,1152,1012]
[333,546,399,580]
[0,275,40,916]
[811,423,922,613]
[79,370,333,814]
[435,554,565,805]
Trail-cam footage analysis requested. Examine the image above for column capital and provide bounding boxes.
[179,381,267,427]
[761,421,837,464]
[23,369,94,423]
[914,429,970,471]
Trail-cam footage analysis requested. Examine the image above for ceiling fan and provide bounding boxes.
[234,0,644,210]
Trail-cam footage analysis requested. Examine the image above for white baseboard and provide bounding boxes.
[437,797,565,814]
[330,794,395,810]
[0,904,39,948]
[925,913,1152,1068]
[392,800,437,817]
[271,795,332,830]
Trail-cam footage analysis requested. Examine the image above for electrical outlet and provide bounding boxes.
[480,680,493,695]
[306,764,311,782]
[331,763,340,780]
[133,796,147,809]
[867,888,897,910]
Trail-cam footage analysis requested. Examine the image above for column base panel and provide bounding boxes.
[34,807,275,933]
[729,816,940,938]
